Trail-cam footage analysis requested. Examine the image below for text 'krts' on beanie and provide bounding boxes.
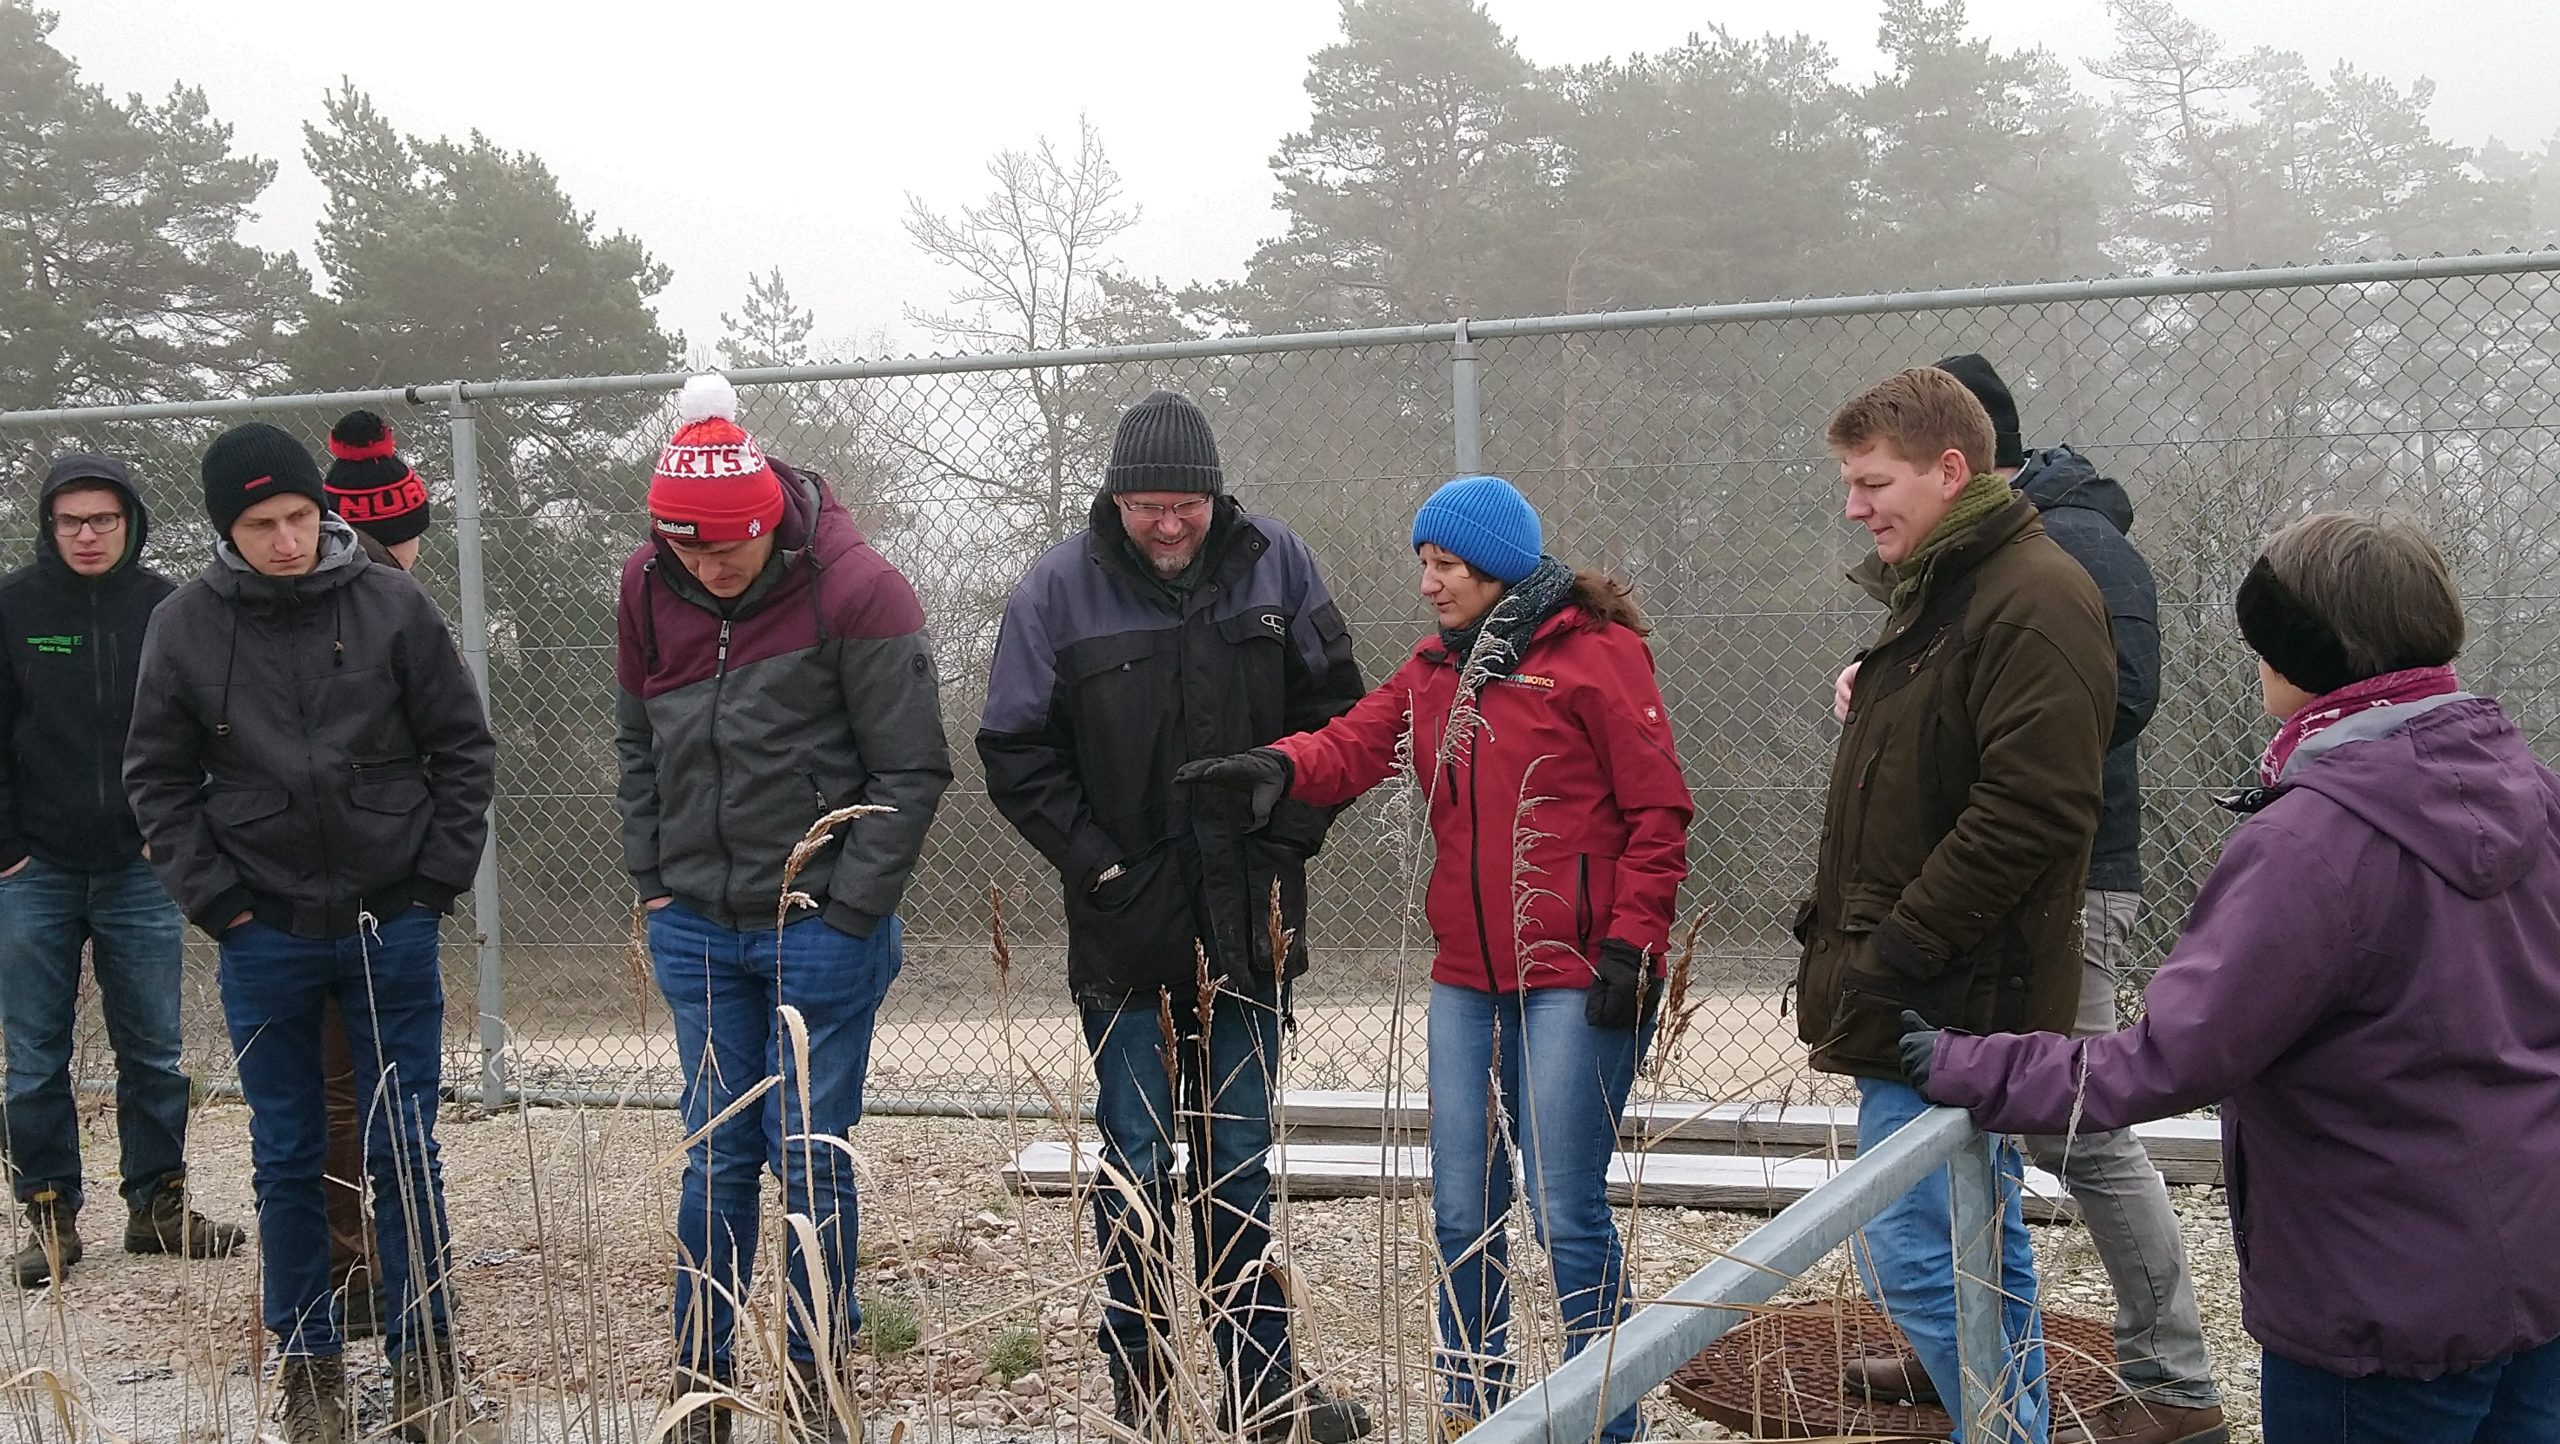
[201,423,328,539]
[1411,474,1543,586]
[1105,390,1223,495]
[649,375,786,542]
[324,410,433,547]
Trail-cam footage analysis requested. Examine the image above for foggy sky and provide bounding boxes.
[44,0,2560,365]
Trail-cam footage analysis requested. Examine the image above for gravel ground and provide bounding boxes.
[0,1102,2255,1443]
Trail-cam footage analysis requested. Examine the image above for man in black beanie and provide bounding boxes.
[1826,357,2214,1444]
[0,453,244,1290]
[126,421,495,1444]
[979,390,1373,1442]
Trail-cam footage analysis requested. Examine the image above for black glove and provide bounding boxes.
[1586,938,1654,1031]
[1896,1009,1941,1096]
[1171,747,1294,831]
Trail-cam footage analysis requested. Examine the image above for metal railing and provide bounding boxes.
[1472,1106,2012,1444]
[4,249,2556,1113]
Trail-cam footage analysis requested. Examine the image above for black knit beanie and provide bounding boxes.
[1105,390,1222,494]
[324,410,433,546]
[201,423,328,539]
[1934,353,2026,470]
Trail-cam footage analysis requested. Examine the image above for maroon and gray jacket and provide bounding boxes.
[614,463,950,936]
[1930,695,2560,1378]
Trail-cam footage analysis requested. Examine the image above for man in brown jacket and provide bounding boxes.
[1794,367,2113,1443]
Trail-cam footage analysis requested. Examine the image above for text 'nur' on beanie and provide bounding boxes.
[324,410,433,547]
[1105,390,1223,495]
[649,375,785,542]
[1411,474,1542,586]
[201,423,328,539]
[1933,353,2026,470]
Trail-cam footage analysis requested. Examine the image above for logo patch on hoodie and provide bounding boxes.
[25,634,80,656]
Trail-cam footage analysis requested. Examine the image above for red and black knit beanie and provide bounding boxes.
[324,410,433,547]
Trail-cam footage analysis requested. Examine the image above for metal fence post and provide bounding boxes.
[1949,1126,2012,1442]
[1450,316,1483,476]
[446,394,508,1112]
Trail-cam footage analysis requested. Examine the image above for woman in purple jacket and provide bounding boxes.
[1905,512,2560,1444]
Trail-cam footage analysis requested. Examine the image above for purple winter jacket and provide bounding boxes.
[1930,695,2560,1379]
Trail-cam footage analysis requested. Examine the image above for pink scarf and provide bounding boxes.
[2258,665,2461,786]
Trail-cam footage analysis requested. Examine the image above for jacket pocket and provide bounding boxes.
[1825,883,1964,1061]
[346,761,432,882]
[1065,838,1203,993]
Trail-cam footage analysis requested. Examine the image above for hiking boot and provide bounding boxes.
[664,1369,734,1444]
[1226,1381,1375,1444]
[13,1197,80,1288]
[124,1181,246,1258]
[785,1357,852,1444]
[1842,1352,1939,1405]
[1110,1357,1168,1437]
[2053,1397,2231,1444]
[389,1334,460,1442]
[277,1354,348,1444]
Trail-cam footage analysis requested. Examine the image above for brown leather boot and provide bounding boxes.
[1841,1352,1940,1405]
[784,1357,852,1444]
[2053,1397,2231,1444]
[390,1334,461,1442]
[277,1355,348,1444]
[12,1195,80,1289]
[663,1369,734,1444]
[123,1179,246,1258]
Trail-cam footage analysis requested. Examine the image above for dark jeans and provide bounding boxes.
[0,856,190,1211]
[2259,1338,2560,1444]
[647,902,901,1376]
[220,907,451,1361]
[1082,990,1293,1402]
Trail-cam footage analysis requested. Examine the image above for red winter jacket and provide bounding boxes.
[1274,606,1693,992]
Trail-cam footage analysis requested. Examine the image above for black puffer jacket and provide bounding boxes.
[125,517,497,938]
[0,459,174,873]
[2014,446,2159,894]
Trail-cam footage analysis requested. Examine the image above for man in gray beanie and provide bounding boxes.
[978,390,1373,1442]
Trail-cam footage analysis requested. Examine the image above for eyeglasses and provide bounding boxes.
[1116,497,1212,523]
[52,510,125,539]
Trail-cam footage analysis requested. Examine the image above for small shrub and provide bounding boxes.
[984,1324,1041,1382]
[861,1292,920,1359]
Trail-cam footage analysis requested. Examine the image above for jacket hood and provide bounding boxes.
[2012,445,2132,535]
[2285,696,2558,900]
[205,514,370,607]
[36,455,153,581]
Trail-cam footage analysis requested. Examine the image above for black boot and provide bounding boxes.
[1111,1356,1169,1437]
[124,1177,246,1258]
[1226,1380,1375,1444]
[390,1334,460,1442]
[665,1369,734,1444]
[785,1357,852,1444]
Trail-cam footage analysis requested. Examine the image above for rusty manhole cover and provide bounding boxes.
[1669,1299,2121,1440]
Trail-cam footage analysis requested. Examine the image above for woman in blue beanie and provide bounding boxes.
[1180,474,1694,1441]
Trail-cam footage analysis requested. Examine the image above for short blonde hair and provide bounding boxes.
[1826,366,1997,477]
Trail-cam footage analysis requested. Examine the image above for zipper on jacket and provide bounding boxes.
[1575,854,1592,950]
[1449,754,1499,994]
[91,591,110,820]
[710,618,733,908]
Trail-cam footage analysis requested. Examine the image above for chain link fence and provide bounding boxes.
[5,254,2556,1113]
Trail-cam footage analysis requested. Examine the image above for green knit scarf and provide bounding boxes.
[1889,472,2015,610]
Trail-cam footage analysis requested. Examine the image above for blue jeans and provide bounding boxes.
[1428,982,1647,1444]
[1083,989,1293,1402]
[648,902,901,1376]
[0,856,190,1212]
[1855,1076,2048,1444]
[2259,1337,2560,1444]
[220,907,450,1362]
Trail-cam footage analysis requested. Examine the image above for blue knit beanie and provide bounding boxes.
[1411,474,1542,585]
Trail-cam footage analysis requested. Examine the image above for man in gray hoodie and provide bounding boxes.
[126,422,495,1444]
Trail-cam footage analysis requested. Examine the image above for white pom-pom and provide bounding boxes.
[678,373,738,424]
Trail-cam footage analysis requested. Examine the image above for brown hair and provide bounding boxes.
[1825,366,1997,477]
[1570,569,1648,635]
[2260,511,2464,679]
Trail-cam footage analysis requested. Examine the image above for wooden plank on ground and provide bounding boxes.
[1001,1140,2080,1223]
[1276,1090,2222,1186]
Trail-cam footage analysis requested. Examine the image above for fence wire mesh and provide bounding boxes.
[5,258,2556,1113]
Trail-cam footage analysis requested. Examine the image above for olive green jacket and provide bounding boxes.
[1793,498,2114,1078]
